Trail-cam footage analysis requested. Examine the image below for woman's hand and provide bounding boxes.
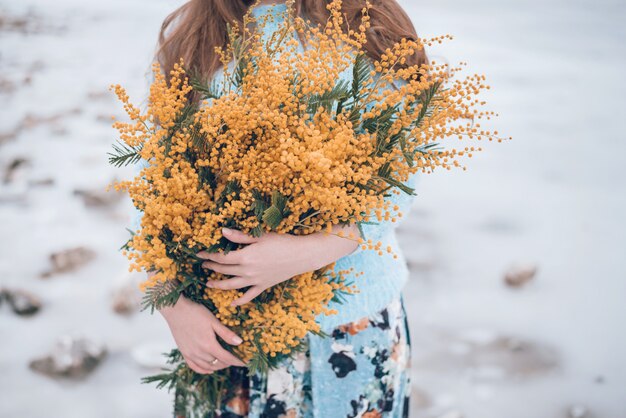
[155,278,246,374]
[197,223,361,306]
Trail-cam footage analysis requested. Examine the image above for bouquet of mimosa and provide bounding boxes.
[107,0,506,414]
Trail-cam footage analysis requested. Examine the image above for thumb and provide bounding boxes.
[212,319,244,346]
[222,227,259,244]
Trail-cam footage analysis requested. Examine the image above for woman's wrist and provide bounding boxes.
[157,299,176,321]
[303,222,360,270]
[157,290,189,321]
[146,270,186,321]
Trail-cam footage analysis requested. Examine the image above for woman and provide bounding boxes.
[139,0,427,416]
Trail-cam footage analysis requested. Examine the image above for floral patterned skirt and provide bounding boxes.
[175,296,412,418]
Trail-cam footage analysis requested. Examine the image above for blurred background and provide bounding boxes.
[1,0,624,417]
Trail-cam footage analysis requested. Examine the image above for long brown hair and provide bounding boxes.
[157,0,427,93]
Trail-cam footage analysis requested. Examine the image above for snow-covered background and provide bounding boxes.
[0,0,624,417]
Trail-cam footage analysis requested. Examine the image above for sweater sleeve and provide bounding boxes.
[348,76,420,256]
[350,170,419,256]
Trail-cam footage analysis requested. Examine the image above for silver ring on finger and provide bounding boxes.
[210,357,219,365]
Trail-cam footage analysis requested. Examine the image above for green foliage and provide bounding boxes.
[107,140,142,167]
[246,336,271,375]
[162,102,200,161]
[307,79,351,116]
[142,348,248,418]
[351,53,371,104]
[139,279,182,314]
[119,228,135,251]
[190,77,223,101]
[262,190,289,230]
[376,174,416,196]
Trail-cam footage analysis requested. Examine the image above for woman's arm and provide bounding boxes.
[197,223,361,306]
[151,271,246,373]
[151,224,358,372]
[197,170,418,305]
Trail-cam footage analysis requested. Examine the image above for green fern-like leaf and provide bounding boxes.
[262,205,283,230]
[190,78,223,101]
[262,190,288,230]
[351,53,371,104]
[374,174,416,196]
[140,279,182,314]
[246,336,271,375]
[108,140,142,167]
[307,79,351,115]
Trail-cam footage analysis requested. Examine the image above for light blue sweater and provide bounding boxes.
[131,3,418,332]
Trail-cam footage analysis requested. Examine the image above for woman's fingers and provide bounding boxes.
[210,342,246,367]
[189,354,230,373]
[212,319,244,346]
[194,355,220,371]
[202,261,244,276]
[221,228,260,244]
[197,248,248,265]
[205,276,252,290]
[231,286,264,307]
[207,361,229,371]
[186,357,213,375]
[196,229,261,264]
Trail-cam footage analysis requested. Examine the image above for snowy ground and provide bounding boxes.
[0,0,624,417]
